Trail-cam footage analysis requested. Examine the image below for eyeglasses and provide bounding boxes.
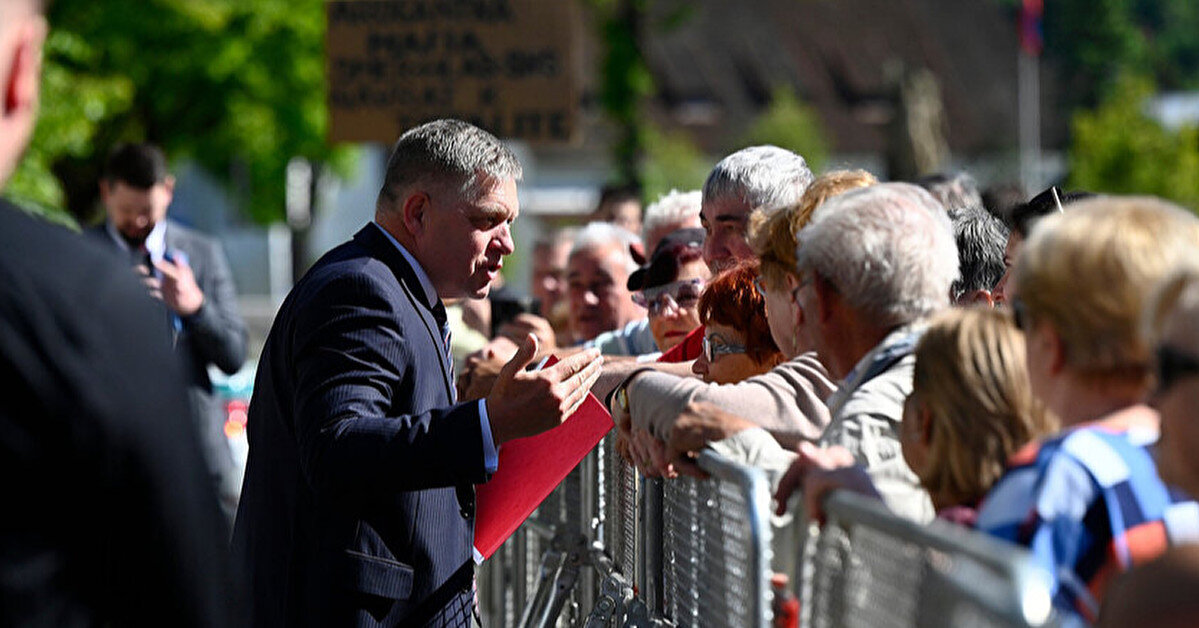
[1155,344,1199,393]
[790,272,813,305]
[702,333,747,363]
[633,278,704,316]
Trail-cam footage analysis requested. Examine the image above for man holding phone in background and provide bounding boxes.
[89,142,248,522]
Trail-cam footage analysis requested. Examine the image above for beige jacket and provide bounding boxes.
[626,351,836,447]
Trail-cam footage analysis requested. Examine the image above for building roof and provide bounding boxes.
[640,0,1065,155]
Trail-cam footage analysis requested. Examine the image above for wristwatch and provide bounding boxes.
[613,383,630,414]
[607,367,653,415]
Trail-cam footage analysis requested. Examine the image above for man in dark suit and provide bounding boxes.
[233,119,604,626]
[0,0,239,623]
[88,143,248,517]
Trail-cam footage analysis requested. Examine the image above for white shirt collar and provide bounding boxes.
[371,221,439,307]
[106,219,167,261]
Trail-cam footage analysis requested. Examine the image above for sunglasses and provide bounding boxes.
[1155,344,1199,393]
[633,278,704,315]
[702,333,747,363]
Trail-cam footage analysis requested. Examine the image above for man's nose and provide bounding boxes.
[583,290,600,306]
[495,223,515,256]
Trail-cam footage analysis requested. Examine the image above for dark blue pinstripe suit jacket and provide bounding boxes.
[233,224,488,626]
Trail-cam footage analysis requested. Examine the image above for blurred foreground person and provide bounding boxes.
[1143,259,1199,499]
[91,142,248,519]
[975,197,1199,622]
[234,119,603,626]
[781,308,1056,527]
[0,0,238,624]
[1098,544,1199,628]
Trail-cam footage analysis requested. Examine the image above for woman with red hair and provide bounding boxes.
[692,261,785,384]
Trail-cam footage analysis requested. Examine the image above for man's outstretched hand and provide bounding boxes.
[485,334,604,445]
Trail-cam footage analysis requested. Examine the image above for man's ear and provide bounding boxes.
[2,16,47,119]
[963,289,995,307]
[1044,322,1067,376]
[162,174,176,196]
[1030,319,1067,376]
[400,190,432,238]
[811,273,838,325]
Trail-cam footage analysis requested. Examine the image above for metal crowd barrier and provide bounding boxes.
[479,437,1056,628]
[657,451,774,628]
[479,436,773,628]
[801,491,1057,628]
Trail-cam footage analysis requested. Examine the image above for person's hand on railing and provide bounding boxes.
[774,442,880,524]
[664,402,757,479]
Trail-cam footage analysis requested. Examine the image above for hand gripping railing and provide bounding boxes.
[801,490,1058,628]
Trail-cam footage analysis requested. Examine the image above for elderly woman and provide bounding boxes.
[973,196,1199,622]
[691,260,784,384]
[628,228,709,354]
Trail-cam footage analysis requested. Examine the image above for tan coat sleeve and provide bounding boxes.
[627,352,837,447]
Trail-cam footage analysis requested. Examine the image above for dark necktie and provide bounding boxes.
[433,304,456,401]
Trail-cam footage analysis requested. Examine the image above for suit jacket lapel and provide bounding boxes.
[353,225,457,402]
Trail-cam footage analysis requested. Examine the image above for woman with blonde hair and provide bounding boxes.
[898,307,1055,523]
[974,196,1199,622]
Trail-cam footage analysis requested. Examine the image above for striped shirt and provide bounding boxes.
[976,423,1199,622]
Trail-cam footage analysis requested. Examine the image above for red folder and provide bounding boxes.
[472,358,614,562]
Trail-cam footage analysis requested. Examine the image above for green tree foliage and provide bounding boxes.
[1004,0,1199,110]
[1069,75,1199,210]
[641,125,710,202]
[4,0,355,226]
[740,86,829,173]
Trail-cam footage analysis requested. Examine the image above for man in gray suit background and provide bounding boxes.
[90,142,248,519]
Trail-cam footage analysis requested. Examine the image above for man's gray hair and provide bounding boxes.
[950,204,1009,301]
[796,182,959,326]
[702,146,813,214]
[377,119,522,209]
[641,189,701,242]
[570,221,641,274]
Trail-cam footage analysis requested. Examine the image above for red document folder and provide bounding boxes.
[472,359,614,563]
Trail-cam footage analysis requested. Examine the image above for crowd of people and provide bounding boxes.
[6,0,1199,624]
[449,148,1199,624]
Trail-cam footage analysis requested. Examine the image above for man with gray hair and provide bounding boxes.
[776,182,959,522]
[235,119,603,626]
[569,221,652,352]
[701,145,813,271]
[950,204,1009,305]
[641,188,702,253]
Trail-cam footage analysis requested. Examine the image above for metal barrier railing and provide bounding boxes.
[479,438,1056,628]
[801,490,1057,628]
[659,450,774,628]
